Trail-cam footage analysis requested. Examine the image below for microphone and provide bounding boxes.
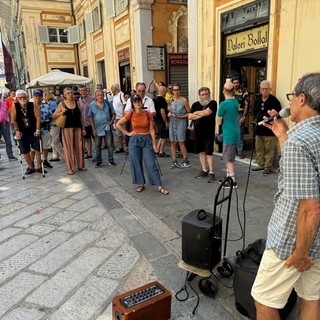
[258,108,290,125]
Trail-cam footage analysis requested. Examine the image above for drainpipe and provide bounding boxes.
[70,0,81,75]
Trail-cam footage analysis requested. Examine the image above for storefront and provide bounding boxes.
[118,48,131,93]
[221,0,270,101]
[168,53,188,98]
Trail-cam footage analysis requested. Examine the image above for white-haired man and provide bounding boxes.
[111,83,126,153]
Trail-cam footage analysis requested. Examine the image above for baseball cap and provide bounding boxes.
[33,89,43,96]
[130,94,142,103]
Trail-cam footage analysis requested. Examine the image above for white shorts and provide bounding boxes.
[251,249,320,309]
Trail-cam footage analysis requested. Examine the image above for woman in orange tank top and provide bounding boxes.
[116,94,169,195]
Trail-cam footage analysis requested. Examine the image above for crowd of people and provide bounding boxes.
[1,73,319,318]
[0,78,285,189]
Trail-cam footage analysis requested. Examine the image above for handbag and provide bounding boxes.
[55,114,66,128]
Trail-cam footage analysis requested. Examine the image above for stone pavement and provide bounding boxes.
[0,142,299,320]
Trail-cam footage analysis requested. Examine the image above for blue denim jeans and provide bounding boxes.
[129,134,162,186]
[0,122,14,158]
[237,112,244,155]
[94,130,114,164]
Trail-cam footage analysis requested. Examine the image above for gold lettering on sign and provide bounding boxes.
[226,25,268,56]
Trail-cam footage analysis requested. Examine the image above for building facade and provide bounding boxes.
[0,0,319,114]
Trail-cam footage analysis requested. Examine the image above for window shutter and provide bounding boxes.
[106,0,115,18]
[124,0,128,8]
[38,25,49,43]
[85,11,94,33]
[97,3,101,29]
[68,25,80,44]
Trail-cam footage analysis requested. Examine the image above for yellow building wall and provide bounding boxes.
[276,0,320,109]
[151,0,182,84]
[19,0,76,82]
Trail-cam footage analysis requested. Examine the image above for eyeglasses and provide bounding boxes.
[17,96,27,99]
[168,87,172,90]
[172,89,180,91]
[286,92,304,101]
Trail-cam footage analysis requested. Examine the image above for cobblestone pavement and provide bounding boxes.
[0,141,299,320]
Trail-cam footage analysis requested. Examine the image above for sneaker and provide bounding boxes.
[195,170,208,178]
[108,161,116,167]
[252,167,264,171]
[25,167,36,175]
[170,160,179,168]
[84,155,93,159]
[158,152,170,157]
[43,160,53,168]
[9,156,18,160]
[207,173,216,183]
[223,181,237,189]
[95,162,102,168]
[263,169,271,175]
[179,159,190,168]
[36,168,47,173]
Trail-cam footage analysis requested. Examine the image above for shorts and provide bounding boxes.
[251,249,320,309]
[19,134,40,154]
[194,137,214,155]
[156,121,169,139]
[115,119,124,137]
[222,144,236,163]
[84,125,94,139]
[41,132,52,149]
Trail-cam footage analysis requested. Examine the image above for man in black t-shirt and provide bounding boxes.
[189,87,217,183]
[154,86,169,157]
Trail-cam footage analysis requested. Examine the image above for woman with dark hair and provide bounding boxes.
[53,87,86,175]
[168,83,191,168]
[116,94,169,195]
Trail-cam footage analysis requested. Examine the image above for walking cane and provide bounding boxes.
[39,136,45,178]
[15,137,25,179]
[120,152,128,175]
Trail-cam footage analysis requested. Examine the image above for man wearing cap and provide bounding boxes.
[32,89,53,169]
[11,90,43,174]
[88,89,116,168]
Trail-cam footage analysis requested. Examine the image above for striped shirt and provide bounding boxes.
[267,115,320,260]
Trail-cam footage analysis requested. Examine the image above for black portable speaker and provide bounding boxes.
[234,239,297,319]
[182,209,222,270]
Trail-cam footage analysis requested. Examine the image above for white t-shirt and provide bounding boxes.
[112,92,126,119]
[125,96,155,113]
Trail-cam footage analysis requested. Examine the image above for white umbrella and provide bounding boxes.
[26,69,93,88]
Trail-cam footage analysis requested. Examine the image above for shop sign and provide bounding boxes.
[118,48,130,62]
[226,25,268,56]
[169,54,188,66]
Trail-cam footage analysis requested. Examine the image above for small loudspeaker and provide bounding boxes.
[112,281,171,320]
[182,209,222,270]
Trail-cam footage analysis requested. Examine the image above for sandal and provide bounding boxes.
[136,185,145,192]
[67,170,74,175]
[159,187,169,195]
